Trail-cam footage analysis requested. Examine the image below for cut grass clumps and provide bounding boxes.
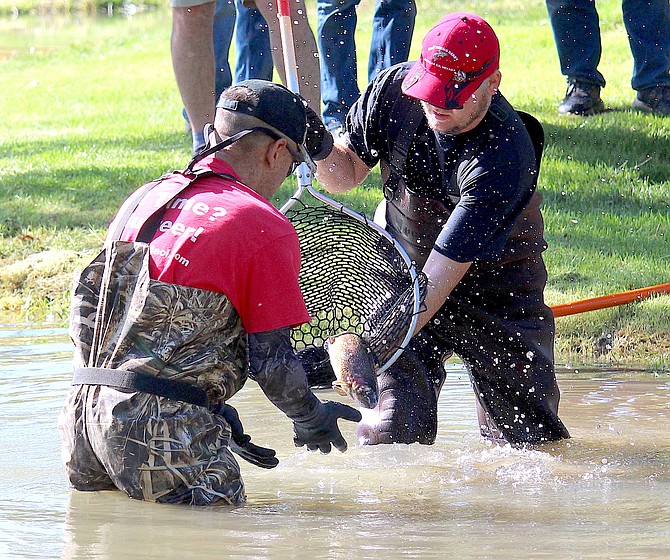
[0,226,100,322]
[0,248,88,322]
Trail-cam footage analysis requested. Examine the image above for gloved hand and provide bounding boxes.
[214,403,279,469]
[304,104,334,161]
[292,400,362,453]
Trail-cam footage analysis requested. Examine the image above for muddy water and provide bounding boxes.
[1,326,669,559]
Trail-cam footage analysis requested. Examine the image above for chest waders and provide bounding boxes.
[70,166,247,407]
[381,97,546,270]
[359,96,571,446]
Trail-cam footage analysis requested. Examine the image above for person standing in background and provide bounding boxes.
[171,0,320,153]
[317,0,417,135]
[233,0,275,83]
[545,0,670,116]
[181,0,274,133]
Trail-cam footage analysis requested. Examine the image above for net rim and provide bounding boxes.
[281,184,423,373]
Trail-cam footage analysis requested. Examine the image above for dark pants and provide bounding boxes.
[317,0,416,130]
[357,256,570,446]
[545,0,670,90]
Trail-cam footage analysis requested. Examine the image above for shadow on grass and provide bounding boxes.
[0,133,188,231]
[536,117,669,277]
[542,115,670,184]
[2,121,668,278]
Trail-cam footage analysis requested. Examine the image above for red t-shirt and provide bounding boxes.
[107,157,311,334]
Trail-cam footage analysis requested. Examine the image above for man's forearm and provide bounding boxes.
[415,251,472,333]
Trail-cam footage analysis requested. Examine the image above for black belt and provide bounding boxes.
[72,367,209,408]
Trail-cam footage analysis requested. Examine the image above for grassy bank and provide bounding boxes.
[1,0,668,368]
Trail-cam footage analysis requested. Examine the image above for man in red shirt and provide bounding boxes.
[59,80,360,506]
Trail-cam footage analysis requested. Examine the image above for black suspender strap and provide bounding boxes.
[72,367,209,407]
[106,177,165,245]
[384,97,424,200]
[114,168,238,244]
[134,168,237,243]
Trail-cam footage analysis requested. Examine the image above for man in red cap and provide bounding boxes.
[308,12,571,446]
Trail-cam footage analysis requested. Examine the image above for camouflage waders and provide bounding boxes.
[59,240,249,505]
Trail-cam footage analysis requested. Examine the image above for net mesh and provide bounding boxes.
[283,190,426,383]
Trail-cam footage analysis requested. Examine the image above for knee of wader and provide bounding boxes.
[356,356,438,446]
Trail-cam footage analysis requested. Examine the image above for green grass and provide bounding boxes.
[0,0,668,368]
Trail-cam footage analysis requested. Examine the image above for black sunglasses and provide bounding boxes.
[187,125,303,177]
[254,127,303,177]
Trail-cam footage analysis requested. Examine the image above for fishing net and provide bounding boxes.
[282,187,426,386]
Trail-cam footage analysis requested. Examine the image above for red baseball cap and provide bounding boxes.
[402,12,500,109]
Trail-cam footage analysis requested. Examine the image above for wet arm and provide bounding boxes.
[248,328,362,453]
[315,142,373,194]
[248,328,320,419]
[414,251,472,334]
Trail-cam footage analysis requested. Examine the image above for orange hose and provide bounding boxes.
[550,282,670,317]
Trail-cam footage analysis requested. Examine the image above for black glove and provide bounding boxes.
[292,400,362,453]
[214,403,279,469]
[304,104,334,161]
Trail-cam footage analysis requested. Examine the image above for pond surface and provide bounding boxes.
[1,325,669,559]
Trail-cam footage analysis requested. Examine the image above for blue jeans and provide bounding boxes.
[214,0,236,96]
[546,0,670,90]
[317,0,416,131]
[233,0,273,83]
[183,0,272,125]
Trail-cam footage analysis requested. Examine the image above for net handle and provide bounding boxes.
[276,0,312,194]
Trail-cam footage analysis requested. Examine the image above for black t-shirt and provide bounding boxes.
[344,63,541,264]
